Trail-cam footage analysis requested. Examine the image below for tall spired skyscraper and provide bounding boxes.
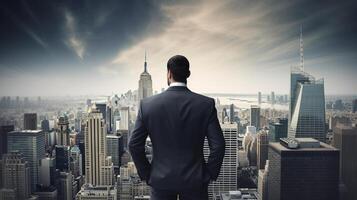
[84,105,114,186]
[288,27,326,142]
[138,52,153,101]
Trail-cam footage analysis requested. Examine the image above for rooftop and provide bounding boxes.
[270,138,339,152]
[219,189,259,200]
[8,130,43,135]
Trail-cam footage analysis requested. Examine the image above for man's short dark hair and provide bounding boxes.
[167,55,190,84]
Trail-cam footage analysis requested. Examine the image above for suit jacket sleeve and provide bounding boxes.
[206,99,225,181]
[128,101,151,181]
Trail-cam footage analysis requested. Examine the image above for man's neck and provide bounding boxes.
[169,82,186,87]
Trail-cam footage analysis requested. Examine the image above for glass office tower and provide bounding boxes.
[7,130,46,192]
[288,67,326,142]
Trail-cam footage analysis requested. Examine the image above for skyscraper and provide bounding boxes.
[258,92,262,105]
[85,106,114,186]
[205,123,238,199]
[95,102,107,123]
[41,119,50,132]
[332,125,357,200]
[7,130,46,191]
[250,105,260,130]
[0,151,31,200]
[138,52,153,101]
[70,145,83,178]
[39,157,56,187]
[55,145,70,171]
[257,130,268,170]
[229,104,235,123]
[58,171,73,200]
[0,125,14,158]
[288,67,326,142]
[352,99,357,113]
[268,118,288,142]
[106,133,124,172]
[119,107,130,131]
[24,113,37,130]
[267,138,339,200]
[57,116,70,146]
[288,29,326,142]
[271,91,275,104]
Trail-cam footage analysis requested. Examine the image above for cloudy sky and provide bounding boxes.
[0,0,356,96]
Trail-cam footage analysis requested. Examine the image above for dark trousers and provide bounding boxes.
[150,184,209,200]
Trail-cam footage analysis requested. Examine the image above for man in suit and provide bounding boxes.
[129,55,225,200]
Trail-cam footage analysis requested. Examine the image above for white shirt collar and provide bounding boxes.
[169,82,187,87]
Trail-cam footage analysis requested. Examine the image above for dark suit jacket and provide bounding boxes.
[129,86,225,190]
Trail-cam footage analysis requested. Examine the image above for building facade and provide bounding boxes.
[24,113,37,130]
[288,67,326,142]
[138,54,153,101]
[332,125,357,200]
[250,105,260,130]
[85,106,114,186]
[205,123,238,199]
[57,116,70,146]
[1,152,31,200]
[267,138,339,200]
[7,130,46,191]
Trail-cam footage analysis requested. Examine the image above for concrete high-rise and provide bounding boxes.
[288,67,326,142]
[0,125,14,158]
[332,125,357,200]
[250,105,260,130]
[85,106,114,186]
[1,151,31,200]
[138,53,153,101]
[267,138,339,200]
[258,92,262,105]
[24,113,37,130]
[7,130,46,191]
[257,130,269,170]
[57,116,70,146]
[58,171,73,200]
[119,107,130,131]
[39,157,56,187]
[204,123,238,199]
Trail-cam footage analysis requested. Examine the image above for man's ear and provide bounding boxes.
[167,69,172,79]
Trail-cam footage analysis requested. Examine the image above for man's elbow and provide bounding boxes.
[128,139,136,155]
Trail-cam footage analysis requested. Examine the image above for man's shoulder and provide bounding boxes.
[140,92,165,105]
[189,91,215,104]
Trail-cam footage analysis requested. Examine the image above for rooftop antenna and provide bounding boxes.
[144,50,147,72]
[300,25,304,71]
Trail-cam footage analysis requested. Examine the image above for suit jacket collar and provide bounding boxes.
[166,86,190,92]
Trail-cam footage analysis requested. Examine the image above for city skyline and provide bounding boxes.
[1,0,357,96]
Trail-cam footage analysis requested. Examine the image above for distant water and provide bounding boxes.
[206,94,289,110]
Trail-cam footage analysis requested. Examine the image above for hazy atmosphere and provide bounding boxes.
[1,0,356,96]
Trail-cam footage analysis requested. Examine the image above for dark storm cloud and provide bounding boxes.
[253,0,357,63]
[0,0,356,95]
[0,0,169,71]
